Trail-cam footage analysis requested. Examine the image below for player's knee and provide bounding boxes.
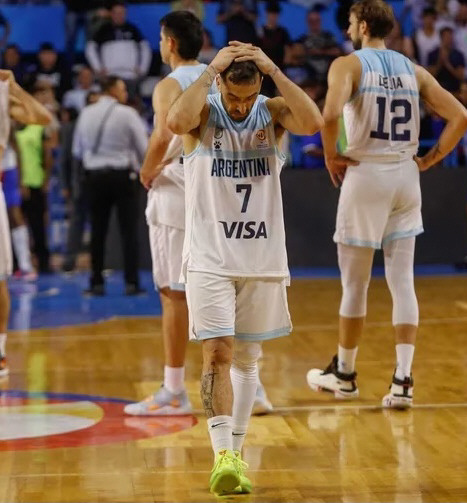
[232,341,261,372]
[202,337,234,367]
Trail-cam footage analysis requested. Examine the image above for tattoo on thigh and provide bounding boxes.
[201,370,216,418]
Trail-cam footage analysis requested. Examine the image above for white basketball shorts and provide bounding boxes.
[334,159,423,249]
[186,271,292,342]
[0,188,12,280]
[149,222,185,291]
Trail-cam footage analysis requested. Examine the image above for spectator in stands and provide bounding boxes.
[62,66,98,113]
[86,1,152,97]
[198,29,217,65]
[259,1,291,96]
[28,42,72,101]
[171,0,204,21]
[15,83,56,273]
[64,0,93,63]
[454,0,467,78]
[435,0,458,30]
[0,9,10,49]
[1,44,26,85]
[403,0,429,31]
[217,0,258,45]
[385,20,412,56]
[283,40,315,86]
[299,6,341,83]
[409,7,440,66]
[428,26,465,93]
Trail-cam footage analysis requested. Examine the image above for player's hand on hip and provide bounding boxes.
[210,45,246,74]
[233,44,276,75]
[325,154,359,188]
[413,155,430,172]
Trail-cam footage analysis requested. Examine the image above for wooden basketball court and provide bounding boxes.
[1,274,466,502]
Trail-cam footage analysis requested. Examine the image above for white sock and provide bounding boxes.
[163,365,185,394]
[395,344,415,380]
[338,345,358,374]
[231,362,257,452]
[207,415,233,454]
[11,226,33,273]
[0,333,6,356]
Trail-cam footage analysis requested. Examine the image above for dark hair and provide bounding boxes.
[101,75,122,93]
[160,11,203,61]
[422,7,437,17]
[86,90,100,105]
[39,42,56,52]
[266,1,281,13]
[221,61,260,85]
[5,43,19,52]
[440,26,454,37]
[350,0,395,39]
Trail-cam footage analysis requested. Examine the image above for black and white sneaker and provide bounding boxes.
[306,355,359,399]
[382,373,414,409]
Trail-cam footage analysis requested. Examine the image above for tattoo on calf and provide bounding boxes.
[201,370,216,418]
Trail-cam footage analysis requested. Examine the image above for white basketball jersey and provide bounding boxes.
[147,64,215,229]
[182,93,289,279]
[344,49,420,163]
[0,80,10,152]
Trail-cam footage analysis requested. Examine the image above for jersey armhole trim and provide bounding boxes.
[183,104,213,161]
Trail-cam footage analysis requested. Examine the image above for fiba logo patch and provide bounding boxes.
[214,140,222,150]
[255,129,269,148]
[214,127,223,139]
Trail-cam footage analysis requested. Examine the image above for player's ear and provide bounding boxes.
[215,74,222,89]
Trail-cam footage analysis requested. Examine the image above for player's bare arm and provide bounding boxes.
[322,56,360,188]
[0,70,52,126]
[232,42,324,136]
[139,78,181,189]
[167,45,244,136]
[414,65,467,171]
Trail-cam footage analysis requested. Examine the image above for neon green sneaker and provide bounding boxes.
[209,449,240,495]
[233,451,253,494]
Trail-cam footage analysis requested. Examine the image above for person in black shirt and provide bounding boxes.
[27,43,72,102]
[1,44,26,86]
[428,26,465,94]
[259,1,291,96]
[217,0,258,45]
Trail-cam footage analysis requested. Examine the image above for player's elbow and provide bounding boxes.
[167,112,187,135]
[309,115,325,135]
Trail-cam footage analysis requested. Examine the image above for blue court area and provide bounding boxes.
[8,265,464,330]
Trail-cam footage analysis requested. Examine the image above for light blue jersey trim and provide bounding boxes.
[359,87,418,97]
[170,282,186,292]
[196,327,235,340]
[235,326,292,342]
[382,227,424,245]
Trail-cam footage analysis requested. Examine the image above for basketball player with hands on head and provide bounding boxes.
[307,0,467,409]
[124,12,273,418]
[168,41,323,494]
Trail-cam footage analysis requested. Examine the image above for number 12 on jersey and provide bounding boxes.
[370,96,412,141]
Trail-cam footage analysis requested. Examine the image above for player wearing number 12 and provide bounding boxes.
[168,42,323,494]
[307,0,467,408]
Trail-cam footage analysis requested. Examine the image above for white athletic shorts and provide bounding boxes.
[334,159,423,249]
[186,271,292,342]
[149,223,185,291]
[0,187,12,280]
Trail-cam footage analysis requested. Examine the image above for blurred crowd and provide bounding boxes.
[1,0,467,276]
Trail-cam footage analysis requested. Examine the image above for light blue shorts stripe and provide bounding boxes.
[170,282,186,292]
[235,326,292,342]
[382,227,424,246]
[195,327,235,340]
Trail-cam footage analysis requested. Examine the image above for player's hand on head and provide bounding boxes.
[233,45,276,75]
[210,45,245,74]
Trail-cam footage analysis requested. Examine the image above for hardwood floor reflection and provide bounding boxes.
[1,275,467,502]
